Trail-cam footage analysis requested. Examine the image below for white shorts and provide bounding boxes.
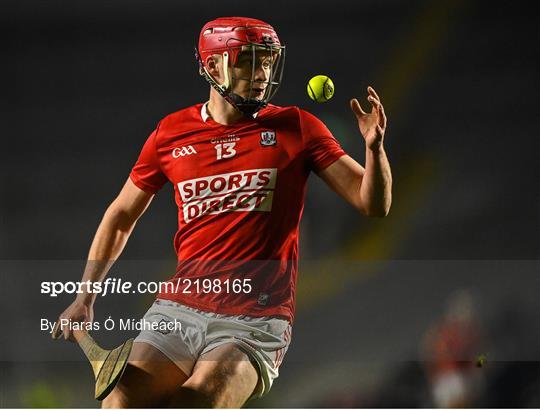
[134,298,292,398]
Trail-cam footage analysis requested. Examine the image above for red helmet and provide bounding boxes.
[195,17,286,115]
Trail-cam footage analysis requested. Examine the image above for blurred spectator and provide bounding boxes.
[421,290,485,407]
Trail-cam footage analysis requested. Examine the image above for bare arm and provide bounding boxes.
[318,86,392,217]
[54,177,154,340]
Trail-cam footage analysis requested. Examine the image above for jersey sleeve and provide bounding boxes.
[299,109,347,173]
[129,125,168,194]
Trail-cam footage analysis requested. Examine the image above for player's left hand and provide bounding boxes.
[350,86,387,151]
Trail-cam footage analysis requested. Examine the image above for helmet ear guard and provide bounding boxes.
[196,50,231,92]
[195,47,248,113]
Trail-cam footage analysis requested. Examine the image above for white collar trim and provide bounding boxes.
[201,102,210,122]
[201,101,259,122]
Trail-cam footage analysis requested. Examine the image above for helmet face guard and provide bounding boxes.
[196,17,286,116]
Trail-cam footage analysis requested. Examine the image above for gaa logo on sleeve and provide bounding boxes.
[260,130,277,146]
[172,145,197,158]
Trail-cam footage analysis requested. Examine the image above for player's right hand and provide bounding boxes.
[52,300,94,342]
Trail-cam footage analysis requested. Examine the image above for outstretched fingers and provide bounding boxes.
[368,94,381,113]
[352,87,387,130]
[367,86,381,102]
[350,98,367,118]
[378,101,387,129]
[367,86,387,129]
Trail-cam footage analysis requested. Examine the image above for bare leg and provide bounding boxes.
[102,341,190,408]
[169,343,259,408]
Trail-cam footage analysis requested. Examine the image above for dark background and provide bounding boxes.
[1,0,539,407]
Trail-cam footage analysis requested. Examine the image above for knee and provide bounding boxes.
[101,388,129,409]
[101,375,160,408]
[180,375,249,408]
[167,386,214,408]
[102,385,163,409]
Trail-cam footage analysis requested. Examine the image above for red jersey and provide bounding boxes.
[129,103,346,322]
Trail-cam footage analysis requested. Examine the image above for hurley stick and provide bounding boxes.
[52,324,133,400]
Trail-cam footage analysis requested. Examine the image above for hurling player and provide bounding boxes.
[55,17,391,408]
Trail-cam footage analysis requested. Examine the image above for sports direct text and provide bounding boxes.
[41,277,252,297]
[178,168,277,223]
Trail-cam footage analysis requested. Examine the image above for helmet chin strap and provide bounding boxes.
[228,93,267,116]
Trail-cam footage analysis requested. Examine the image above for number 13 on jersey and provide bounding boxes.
[215,143,236,160]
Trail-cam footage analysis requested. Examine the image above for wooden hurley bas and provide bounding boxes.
[53,326,133,400]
